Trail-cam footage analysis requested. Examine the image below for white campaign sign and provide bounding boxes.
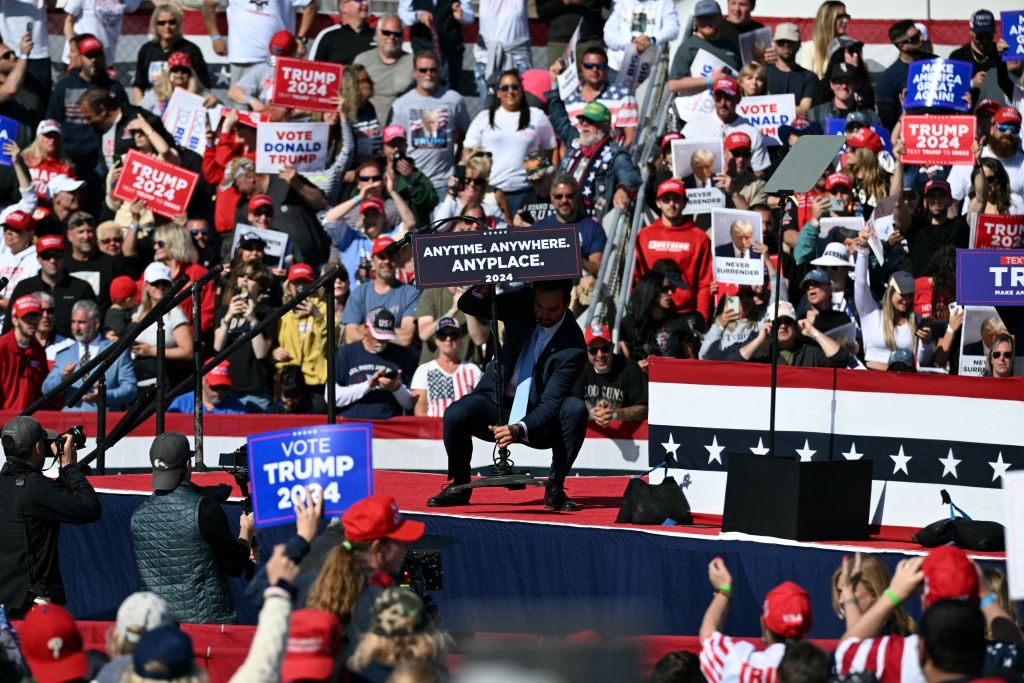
[686,187,725,215]
[674,91,715,123]
[230,224,291,268]
[557,21,583,101]
[735,94,795,145]
[689,48,737,79]
[162,88,207,155]
[712,208,764,285]
[255,122,330,174]
[616,42,657,91]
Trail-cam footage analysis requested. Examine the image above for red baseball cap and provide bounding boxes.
[207,361,232,388]
[110,275,137,302]
[360,196,386,215]
[249,194,274,212]
[584,323,612,345]
[11,295,42,318]
[166,51,193,70]
[2,209,34,232]
[712,76,739,97]
[342,494,425,543]
[281,609,343,683]
[846,127,883,154]
[924,178,952,197]
[287,263,315,283]
[78,36,104,56]
[269,30,297,56]
[725,131,752,151]
[762,581,813,639]
[657,178,686,199]
[371,236,395,256]
[922,545,979,608]
[994,107,1022,126]
[36,234,65,253]
[977,99,1000,115]
[825,172,852,192]
[660,132,684,150]
[20,604,88,683]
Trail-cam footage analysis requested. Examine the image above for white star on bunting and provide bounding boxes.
[842,442,863,460]
[705,436,724,465]
[990,452,1011,482]
[939,448,961,479]
[750,438,770,456]
[795,439,816,462]
[890,446,912,475]
[661,433,681,460]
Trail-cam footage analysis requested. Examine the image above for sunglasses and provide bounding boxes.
[582,62,607,70]
[39,307,54,314]
[471,151,493,158]
[498,83,522,92]
[100,237,123,244]
[380,29,402,38]
[191,228,209,236]
[252,209,274,217]
[992,351,1012,360]
[551,192,574,200]
[435,331,462,341]
[156,19,177,26]
[39,251,62,260]
[996,123,1020,135]
[417,67,439,74]
[359,174,383,182]
[170,67,190,75]
[896,33,922,45]
[155,240,166,248]
[587,345,612,354]
[0,51,14,60]
[660,285,675,294]
[836,12,851,20]
[731,149,752,157]
[466,178,486,187]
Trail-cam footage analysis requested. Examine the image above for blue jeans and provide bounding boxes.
[474,50,533,102]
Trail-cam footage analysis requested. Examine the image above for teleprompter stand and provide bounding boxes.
[720,135,871,541]
[403,218,583,493]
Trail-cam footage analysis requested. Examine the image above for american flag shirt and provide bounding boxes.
[700,631,786,683]
[410,359,482,417]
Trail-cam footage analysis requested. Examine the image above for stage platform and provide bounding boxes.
[68,471,1004,640]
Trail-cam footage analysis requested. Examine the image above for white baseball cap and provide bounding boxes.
[144,262,173,284]
[115,592,171,644]
[46,174,85,199]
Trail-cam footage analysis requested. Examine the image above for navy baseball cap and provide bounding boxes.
[132,625,195,680]
[800,269,832,289]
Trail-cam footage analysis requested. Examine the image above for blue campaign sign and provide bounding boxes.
[904,59,972,112]
[957,249,1024,306]
[0,115,19,166]
[825,119,892,152]
[1002,11,1024,62]
[247,423,374,528]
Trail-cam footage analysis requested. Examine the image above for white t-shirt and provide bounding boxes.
[475,0,529,56]
[0,244,38,326]
[602,0,680,72]
[61,0,142,65]
[699,631,786,683]
[410,359,482,417]
[464,107,556,191]
[134,305,189,348]
[223,0,312,65]
[0,0,49,59]
[948,146,1024,208]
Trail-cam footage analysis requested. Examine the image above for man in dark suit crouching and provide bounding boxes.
[427,280,588,511]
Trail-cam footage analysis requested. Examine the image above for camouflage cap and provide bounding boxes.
[370,588,428,637]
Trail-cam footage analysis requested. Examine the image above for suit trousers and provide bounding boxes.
[442,392,588,484]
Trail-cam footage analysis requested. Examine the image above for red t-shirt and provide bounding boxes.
[634,219,714,320]
[0,331,47,411]
[28,158,76,202]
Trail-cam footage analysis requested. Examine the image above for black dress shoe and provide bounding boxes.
[544,482,579,511]
[427,485,472,507]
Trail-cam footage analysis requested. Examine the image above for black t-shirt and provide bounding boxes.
[214,303,276,395]
[313,24,376,65]
[620,312,691,361]
[64,251,125,311]
[767,63,819,104]
[132,38,213,92]
[905,214,969,278]
[516,188,557,224]
[572,354,647,410]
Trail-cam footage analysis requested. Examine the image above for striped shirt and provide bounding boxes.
[834,636,924,683]
[410,360,482,417]
[563,83,640,133]
[700,631,786,683]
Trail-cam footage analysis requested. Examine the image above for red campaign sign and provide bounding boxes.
[271,57,343,112]
[973,214,1024,249]
[112,149,198,219]
[220,107,268,128]
[900,115,976,165]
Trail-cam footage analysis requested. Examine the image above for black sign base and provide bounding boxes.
[721,455,871,541]
[449,472,546,492]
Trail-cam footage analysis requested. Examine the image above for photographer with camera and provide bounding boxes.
[130,432,254,624]
[0,416,100,618]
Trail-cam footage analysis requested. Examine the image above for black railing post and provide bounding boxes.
[326,270,337,424]
[155,316,165,434]
[193,284,204,469]
[96,374,106,475]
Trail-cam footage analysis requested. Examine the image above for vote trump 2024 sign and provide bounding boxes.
[247,423,373,528]
[900,115,976,166]
[113,149,198,218]
[271,57,343,112]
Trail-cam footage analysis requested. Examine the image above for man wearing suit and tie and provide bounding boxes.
[42,300,137,411]
[427,280,587,511]
[714,219,759,259]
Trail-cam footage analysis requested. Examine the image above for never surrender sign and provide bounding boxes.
[973,215,1024,250]
[113,149,197,218]
[248,423,373,528]
[904,58,972,112]
[413,226,582,288]
[900,115,975,165]
[255,122,330,173]
[957,249,1024,306]
[271,57,344,112]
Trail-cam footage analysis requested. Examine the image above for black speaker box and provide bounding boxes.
[721,455,872,541]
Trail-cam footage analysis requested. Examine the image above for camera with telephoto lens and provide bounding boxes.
[55,425,86,456]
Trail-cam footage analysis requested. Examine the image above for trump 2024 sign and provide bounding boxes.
[957,249,1024,306]
[247,423,373,528]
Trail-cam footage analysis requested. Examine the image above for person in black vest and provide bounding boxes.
[428,280,588,511]
[130,432,254,624]
[0,416,100,618]
[398,0,475,92]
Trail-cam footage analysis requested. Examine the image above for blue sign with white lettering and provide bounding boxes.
[904,59,972,112]
[0,115,19,167]
[957,249,1024,306]
[247,423,374,528]
[1002,11,1024,62]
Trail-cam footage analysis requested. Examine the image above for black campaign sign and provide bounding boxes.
[413,226,582,288]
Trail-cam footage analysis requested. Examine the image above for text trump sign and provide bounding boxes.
[247,423,373,528]
[900,115,975,165]
[112,149,198,218]
[957,249,1024,306]
[271,57,344,112]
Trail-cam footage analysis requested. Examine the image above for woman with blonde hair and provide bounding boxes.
[152,224,216,333]
[433,155,508,227]
[986,333,1015,378]
[738,62,768,97]
[341,63,382,162]
[20,120,75,202]
[832,552,916,636]
[842,146,888,217]
[130,261,194,387]
[348,588,451,682]
[139,51,217,116]
[801,1,849,77]
[132,4,212,104]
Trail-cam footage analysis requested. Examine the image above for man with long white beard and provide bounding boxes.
[949,107,1024,209]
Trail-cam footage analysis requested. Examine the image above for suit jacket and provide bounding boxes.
[42,337,138,411]
[714,243,759,259]
[459,288,586,437]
